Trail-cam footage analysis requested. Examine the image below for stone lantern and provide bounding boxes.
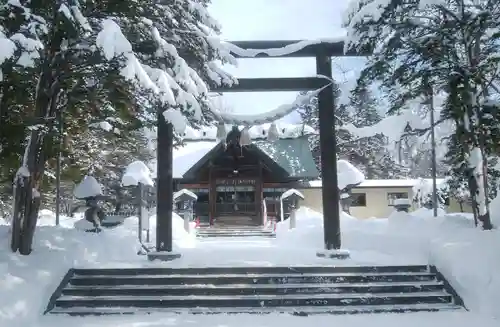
[280,189,305,229]
[173,189,198,232]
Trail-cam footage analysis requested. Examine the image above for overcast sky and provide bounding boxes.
[208,0,366,123]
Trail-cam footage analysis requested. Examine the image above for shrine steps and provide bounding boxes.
[197,217,275,238]
[45,265,464,316]
[196,227,276,238]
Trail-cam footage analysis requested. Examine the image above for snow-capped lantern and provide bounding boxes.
[240,126,252,146]
[280,189,305,230]
[267,122,279,141]
[73,175,103,200]
[281,189,305,209]
[215,121,226,143]
[121,161,154,187]
[173,189,198,232]
[174,189,198,204]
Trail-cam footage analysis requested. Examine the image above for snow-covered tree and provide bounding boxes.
[297,85,406,178]
[296,85,355,170]
[343,0,500,229]
[344,88,407,178]
[1,0,235,254]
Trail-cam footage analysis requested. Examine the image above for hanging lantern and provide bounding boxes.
[240,126,252,146]
[215,121,226,143]
[267,122,279,141]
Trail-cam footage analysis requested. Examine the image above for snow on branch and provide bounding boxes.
[337,160,365,190]
[342,0,392,51]
[95,18,232,133]
[343,106,436,145]
[96,19,159,92]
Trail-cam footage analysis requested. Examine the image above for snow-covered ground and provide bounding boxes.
[1,208,499,327]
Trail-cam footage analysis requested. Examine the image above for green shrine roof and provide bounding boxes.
[253,137,319,179]
[177,136,319,180]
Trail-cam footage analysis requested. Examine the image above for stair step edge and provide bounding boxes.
[56,291,452,301]
[48,303,464,314]
[71,271,436,279]
[63,281,445,290]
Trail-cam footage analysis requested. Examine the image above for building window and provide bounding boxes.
[350,193,367,207]
[387,192,409,206]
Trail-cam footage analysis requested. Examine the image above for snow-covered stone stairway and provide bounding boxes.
[196,226,276,238]
[45,265,463,316]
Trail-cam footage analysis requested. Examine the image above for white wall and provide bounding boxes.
[299,187,412,219]
[299,186,472,219]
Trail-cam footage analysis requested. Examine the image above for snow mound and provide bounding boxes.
[411,207,447,218]
[122,160,154,187]
[0,210,197,324]
[275,207,357,248]
[308,160,365,189]
[73,175,103,199]
[337,159,365,189]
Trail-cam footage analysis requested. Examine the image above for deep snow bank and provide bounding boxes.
[275,207,500,318]
[0,211,195,324]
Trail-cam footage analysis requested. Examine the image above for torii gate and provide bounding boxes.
[152,40,367,260]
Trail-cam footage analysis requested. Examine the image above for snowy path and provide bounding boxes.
[38,309,498,327]
[79,237,428,269]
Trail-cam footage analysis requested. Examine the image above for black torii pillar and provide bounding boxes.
[315,52,344,256]
[148,109,181,261]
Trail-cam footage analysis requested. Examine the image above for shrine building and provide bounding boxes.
[171,123,318,226]
[165,123,472,224]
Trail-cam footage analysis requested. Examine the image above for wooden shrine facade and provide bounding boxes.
[173,137,319,226]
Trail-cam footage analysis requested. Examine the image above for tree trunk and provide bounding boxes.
[477,146,493,230]
[11,130,46,254]
[10,67,61,254]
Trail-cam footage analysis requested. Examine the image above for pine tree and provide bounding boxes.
[297,85,405,179]
[296,84,358,170]
[343,0,500,229]
[344,88,406,178]
[1,0,234,254]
